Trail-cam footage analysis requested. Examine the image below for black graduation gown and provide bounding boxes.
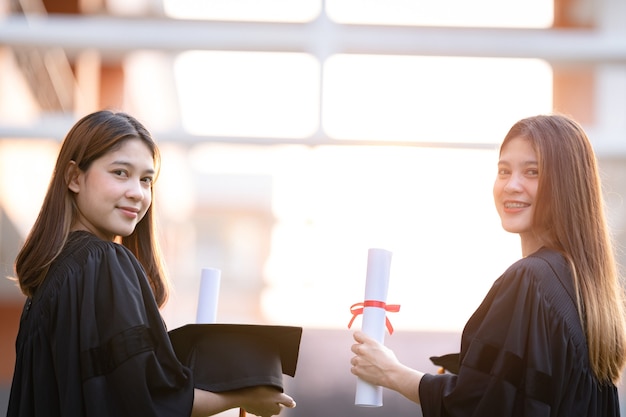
[419,248,621,417]
[6,231,195,417]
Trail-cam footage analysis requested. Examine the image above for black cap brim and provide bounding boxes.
[429,353,460,374]
[168,324,302,392]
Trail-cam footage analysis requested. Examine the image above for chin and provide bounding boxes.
[114,227,137,238]
[501,224,528,234]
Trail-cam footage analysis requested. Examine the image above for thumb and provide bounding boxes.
[279,394,296,408]
[353,330,373,344]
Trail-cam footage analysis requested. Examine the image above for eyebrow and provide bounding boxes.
[110,160,156,175]
[497,159,538,165]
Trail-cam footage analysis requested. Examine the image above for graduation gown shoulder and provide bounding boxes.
[7,231,194,417]
[419,248,620,417]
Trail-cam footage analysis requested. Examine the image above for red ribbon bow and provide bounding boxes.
[348,300,401,335]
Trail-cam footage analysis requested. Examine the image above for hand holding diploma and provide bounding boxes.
[351,330,425,406]
[184,268,300,417]
[348,248,400,407]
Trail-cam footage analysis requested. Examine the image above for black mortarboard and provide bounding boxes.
[429,352,460,375]
[168,324,302,392]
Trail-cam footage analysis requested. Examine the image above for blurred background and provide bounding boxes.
[1,0,625,415]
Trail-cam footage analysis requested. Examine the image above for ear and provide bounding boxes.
[65,160,81,193]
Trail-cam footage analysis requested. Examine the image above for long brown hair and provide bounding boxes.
[14,110,169,306]
[501,114,626,383]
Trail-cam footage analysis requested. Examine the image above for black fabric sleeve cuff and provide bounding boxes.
[419,372,456,417]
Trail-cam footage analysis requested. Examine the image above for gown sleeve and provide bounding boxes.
[418,253,617,417]
[54,240,195,417]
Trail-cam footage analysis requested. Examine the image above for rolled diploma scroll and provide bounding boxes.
[196,268,222,324]
[355,248,393,407]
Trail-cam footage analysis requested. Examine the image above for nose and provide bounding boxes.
[503,173,523,193]
[126,179,146,200]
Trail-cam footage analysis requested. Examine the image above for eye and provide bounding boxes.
[112,169,128,177]
[141,176,153,185]
[526,168,539,177]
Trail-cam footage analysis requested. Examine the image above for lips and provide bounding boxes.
[119,206,140,213]
[504,201,530,209]
[118,206,141,218]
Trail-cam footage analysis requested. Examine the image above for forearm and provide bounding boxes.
[351,330,425,404]
[190,386,295,417]
[385,364,424,404]
[191,389,241,417]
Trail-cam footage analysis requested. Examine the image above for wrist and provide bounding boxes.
[389,365,424,404]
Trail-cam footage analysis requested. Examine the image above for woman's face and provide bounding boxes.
[68,138,155,241]
[493,136,542,253]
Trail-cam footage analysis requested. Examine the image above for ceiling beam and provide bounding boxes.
[1,14,625,63]
[0,119,499,150]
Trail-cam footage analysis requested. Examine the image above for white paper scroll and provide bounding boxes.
[196,268,222,324]
[355,248,393,407]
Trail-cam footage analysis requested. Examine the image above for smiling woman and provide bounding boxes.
[66,138,155,241]
[350,114,626,416]
[494,136,540,254]
[6,110,296,417]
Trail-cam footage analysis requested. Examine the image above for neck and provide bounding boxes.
[520,233,543,257]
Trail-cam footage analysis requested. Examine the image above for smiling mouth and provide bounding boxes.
[504,202,530,209]
[119,206,139,213]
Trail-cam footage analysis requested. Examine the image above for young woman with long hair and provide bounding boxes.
[351,114,626,416]
[7,110,296,417]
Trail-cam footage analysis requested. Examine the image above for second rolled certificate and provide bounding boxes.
[354,248,393,407]
[196,267,222,324]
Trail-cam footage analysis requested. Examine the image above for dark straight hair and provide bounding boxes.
[500,114,626,383]
[14,110,169,306]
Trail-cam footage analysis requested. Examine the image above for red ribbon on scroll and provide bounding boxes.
[348,300,401,335]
